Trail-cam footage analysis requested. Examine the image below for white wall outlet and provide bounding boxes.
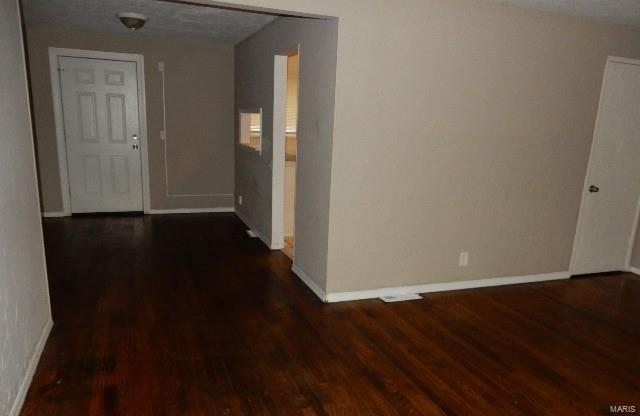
[459,252,469,267]
[157,62,165,72]
[238,195,243,205]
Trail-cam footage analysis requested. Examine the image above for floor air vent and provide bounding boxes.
[379,294,422,303]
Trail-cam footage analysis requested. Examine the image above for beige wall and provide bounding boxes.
[235,17,338,290]
[25,25,235,212]
[0,1,51,414]
[325,1,640,293]
[195,0,640,294]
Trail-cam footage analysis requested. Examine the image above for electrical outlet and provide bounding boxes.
[459,252,469,267]
[238,195,243,205]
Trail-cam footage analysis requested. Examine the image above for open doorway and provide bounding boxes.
[283,53,299,259]
[271,48,300,256]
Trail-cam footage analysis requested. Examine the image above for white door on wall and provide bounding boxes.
[571,58,640,275]
[58,56,143,213]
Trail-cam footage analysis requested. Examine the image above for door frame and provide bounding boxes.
[48,47,151,215]
[569,55,640,274]
[271,46,300,252]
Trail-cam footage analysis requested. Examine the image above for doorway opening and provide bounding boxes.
[282,53,299,259]
[271,48,300,256]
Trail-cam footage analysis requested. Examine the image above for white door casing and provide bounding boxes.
[571,57,640,275]
[58,56,143,213]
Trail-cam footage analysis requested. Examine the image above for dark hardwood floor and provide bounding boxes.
[22,214,640,415]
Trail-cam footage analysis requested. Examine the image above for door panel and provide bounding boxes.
[82,156,102,194]
[571,60,640,274]
[78,92,98,142]
[110,156,131,194]
[106,94,127,143]
[59,56,143,213]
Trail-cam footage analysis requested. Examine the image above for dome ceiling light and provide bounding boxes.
[117,12,147,31]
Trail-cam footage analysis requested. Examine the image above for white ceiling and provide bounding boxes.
[21,0,279,44]
[499,0,640,27]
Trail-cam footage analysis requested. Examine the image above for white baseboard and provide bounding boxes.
[147,207,234,215]
[325,271,571,303]
[43,208,235,216]
[291,264,327,302]
[235,210,282,250]
[41,211,65,218]
[9,318,53,416]
[627,266,640,275]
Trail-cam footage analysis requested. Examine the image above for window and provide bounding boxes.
[239,109,262,151]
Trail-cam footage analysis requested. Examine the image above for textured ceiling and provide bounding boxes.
[21,0,278,44]
[499,0,640,27]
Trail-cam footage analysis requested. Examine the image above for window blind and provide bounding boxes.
[249,113,261,133]
[286,55,299,134]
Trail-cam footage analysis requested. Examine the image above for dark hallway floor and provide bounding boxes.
[22,214,640,415]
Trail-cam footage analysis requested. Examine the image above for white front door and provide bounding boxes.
[59,56,143,213]
[571,59,640,275]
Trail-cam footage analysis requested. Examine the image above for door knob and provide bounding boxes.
[589,185,599,193]
[132,134,139,141]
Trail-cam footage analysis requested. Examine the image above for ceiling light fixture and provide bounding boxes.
[117,12,147,31]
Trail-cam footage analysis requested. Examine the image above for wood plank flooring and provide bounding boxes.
[21,214,640,415]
